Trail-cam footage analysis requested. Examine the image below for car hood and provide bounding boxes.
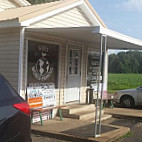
[118,88,136,93]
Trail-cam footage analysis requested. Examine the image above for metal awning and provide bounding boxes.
[27,26,142,50]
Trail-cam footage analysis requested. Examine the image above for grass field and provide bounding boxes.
[108,73,142,93]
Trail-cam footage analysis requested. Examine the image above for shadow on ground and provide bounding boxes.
[61,124,117,137]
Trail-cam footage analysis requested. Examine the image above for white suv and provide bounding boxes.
[114,86,142,107]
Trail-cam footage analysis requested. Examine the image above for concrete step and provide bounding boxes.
[62,104,96,115]
[87,114,112,122]
[62,108,104,121]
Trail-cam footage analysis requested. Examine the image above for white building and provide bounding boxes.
[0,0,142,106]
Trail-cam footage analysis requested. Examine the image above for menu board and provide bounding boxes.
[27,83,56,109]
[87,51,101,86]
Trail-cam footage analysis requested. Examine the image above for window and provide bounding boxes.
[28,40,59,88]
[69,49,79,75]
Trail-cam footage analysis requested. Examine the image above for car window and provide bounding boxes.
[0,74,20,102]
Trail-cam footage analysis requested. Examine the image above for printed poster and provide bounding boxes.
[27,83,56,109]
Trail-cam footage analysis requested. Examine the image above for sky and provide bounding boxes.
[89,0,142,54]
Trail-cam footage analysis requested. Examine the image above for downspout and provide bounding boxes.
[18,27,25,98]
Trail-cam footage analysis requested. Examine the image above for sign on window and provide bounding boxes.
[28,40,59,88]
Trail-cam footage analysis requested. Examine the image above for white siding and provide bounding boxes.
[0,28,20,91]
[30,7,93,28]
[24,32,101,104]
[0,0,16,11]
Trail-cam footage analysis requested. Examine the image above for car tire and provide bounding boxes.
[120,96,135,108]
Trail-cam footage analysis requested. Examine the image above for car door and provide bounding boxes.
[136,87,142,105]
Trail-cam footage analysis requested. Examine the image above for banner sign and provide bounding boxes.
[27,83,56,109]
[87,51,100,86]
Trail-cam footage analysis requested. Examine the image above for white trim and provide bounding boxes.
[58,42,62,105]
[64,42,68,103]
[85,47,89,88]
[94,26,142,47]
[104,49,108,92]
[80,45,84,103]
[21,1,84,26]
[79,2,103,27]
[101,35,107,92]
[18,27,25,96]
[25,39,28,94]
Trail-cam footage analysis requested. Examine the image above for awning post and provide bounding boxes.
[98,35,107,135]
[94,34,107,137]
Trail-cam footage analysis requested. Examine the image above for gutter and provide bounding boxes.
[93,26,142,47]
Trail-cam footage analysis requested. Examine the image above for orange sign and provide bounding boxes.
[28,97,43,108]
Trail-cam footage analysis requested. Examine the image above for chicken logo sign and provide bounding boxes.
[32,45,53,81]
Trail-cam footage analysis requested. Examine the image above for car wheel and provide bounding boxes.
[120,96,135,108]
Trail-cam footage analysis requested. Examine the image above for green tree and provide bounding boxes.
[109,51,142,73]
[27,0,58,4]
[109,54,124,73]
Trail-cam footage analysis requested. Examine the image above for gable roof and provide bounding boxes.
[0,0,106,28]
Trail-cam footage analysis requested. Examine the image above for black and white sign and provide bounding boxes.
[28,40,59,87]
[87,51,100,86]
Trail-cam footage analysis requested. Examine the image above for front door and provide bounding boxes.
[65,45,81,103]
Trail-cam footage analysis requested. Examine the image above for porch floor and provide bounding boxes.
[31,109,130,142]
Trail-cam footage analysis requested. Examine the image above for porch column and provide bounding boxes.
[94,34,107,137]
[18,27,25,98]
[103,49,108,97]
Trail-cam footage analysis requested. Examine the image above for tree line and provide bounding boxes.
[27,0,58,4]
[108,51,142,73]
